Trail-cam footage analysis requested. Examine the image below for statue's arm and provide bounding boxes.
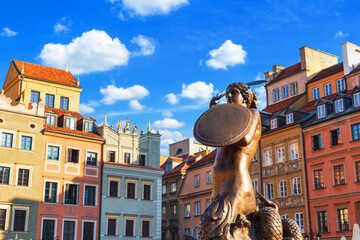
[242,109,260,145]
[209,93,225,108]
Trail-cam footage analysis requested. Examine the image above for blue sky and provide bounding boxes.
[0,0,358,155]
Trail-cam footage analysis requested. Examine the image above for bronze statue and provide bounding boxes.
[193,82,302,240]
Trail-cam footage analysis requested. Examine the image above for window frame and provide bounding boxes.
[124,216,136,237]
[324,83,332,96]
[0,205,10,231]
[355,161,360,182]
[66,147,80,164]
[290,142,299,160]
[16,165,32,187]
[311,134,322,151]
[265,182,274,199]
[46,144,61,161]
[282,85,289,98]
[290,81,298,95]
[195,201,201,216]
[351,123,360,141]
[1,132,14,148]
[12,207,29,232]
[317,105,326,119]
[194,174,200,187]
[43,180,59,203]
[354,92,360,107]
[141,217,152,238]
[184,203,191,218]
[126,179,138,199]
[108,150,116,163]
[337,208,349,231]
[81,220,97,240]
[333,164,346,186]
[84,121,94,132]
[124,152,131,164]
[83,184,98,207]
[64,117,76,130]
[60,96,69,110]
[206,171,212,184]
[142,181,153,201]
[279,180,288,198]
[273,89,280,102]
[286,113,293,124]
[336,78,345,92]
[19,134,34,151]
[41,217,58,240]
[62,219,77,240]
[30,91,40,104]
[45,94,55,107]
[330,129,341,146]
[86,151,98,166]
[106,215,119,236]
[292,177,301,195]
[270,118,277,129]
[170,182,176,192]
[316,211,328,233]
[46,114,57,126]
[335,99,344,113]
[313,87,320,100]
[108,177,120,198]
[63,182,80,205]
[313,169,324,189]
[276,147,285,163]
[264,149,272,167]
[295,212,304,233]
[0,165,11,185]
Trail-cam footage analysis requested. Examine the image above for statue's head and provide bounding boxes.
[225,82,258,109]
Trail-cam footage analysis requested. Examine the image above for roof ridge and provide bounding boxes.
[14,59,68,72]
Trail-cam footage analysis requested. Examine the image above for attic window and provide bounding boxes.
[46,114,56,126]
[270,119,277,129]
[165,164,172,172]
[317,105,326,119]
[65,117,76,130]
[286,113,293,124]
[84,121,94,132]
[354,93,360,107]
[176,148,183,155]
[335,99,344,113]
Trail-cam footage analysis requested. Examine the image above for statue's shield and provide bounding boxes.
[193,104,252,147]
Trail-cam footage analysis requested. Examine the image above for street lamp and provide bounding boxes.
[315,233,322,240]
[304,233,310,240]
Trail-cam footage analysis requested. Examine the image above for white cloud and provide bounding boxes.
[39,29,130,75]
[131,34,155,56]
[165,93,179,104]
[100,84,149,105]
[79,103,95,114]
[153,118,184,129]
[162,111,173,117]
[129,99,145,110]
[159,129,184,147]
[206,40,247,70]
[180,81,215,103]
[121,0,188,16]
[334,31,348,39]
[254,86,267,110]
[0,28,18,37]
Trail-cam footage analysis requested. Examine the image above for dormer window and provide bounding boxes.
[354,93,360,107]
[336,79,345,92]
[65,117,76,130]
[84,121,94,132]
[286,113,293,124]
[46,114,56,126]
[165,164,172,172]
[335,99,344,113]
[317,105,326,119]
[270,119,277,129]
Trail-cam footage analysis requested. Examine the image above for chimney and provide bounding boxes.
[272,65,285,73]
[264,71,274,82]
[342,42,360,75]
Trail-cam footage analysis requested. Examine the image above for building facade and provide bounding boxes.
[169,138,211,157]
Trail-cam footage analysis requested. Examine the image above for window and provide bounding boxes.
[44,181,58,203]
[0,166,10,184]
[281,215,288,220]
[290,143,299,160]
[42,219,56,240]
[109,179,119,197]
[0,209,6,230]
[313,87,320,100]
[65,118,76,130]
[84,185,96,206]
[270,119,277,129]
[317,105,326,119]
[45,94,55,107]
[13,209,27,231]
[324,83,332,96]
[337,78,345,92]
[126,180,137,199]
[335,99,344,113]
[206,199,211,208]
[317,211,328,233]
[20,136,32,150]
[60,97,69,110]
[314,169,324,189]
[195,202,201,216]
[194,174,200,187]
[290,82,298,95]
[83,221,95,240]
[312,135,322,151]
[279,180,287,197]
[108,151,115,162]
[264,150,272,166]
[67,148,79,163]
[330,129,341,146]
[1,132,13,147]
[352,123,360,140]
[162,206,166,219]
[185,228,190,235]
[46,114,56,126]
[17,169,29,186]
[252,179,258,193]
[162,185,166,194]
[185,204,190,218]
[86,152,97,166]
[30,91,40,103]
[64,183,79,205]
[142,219,151,237]
[165,164,172,172]
[63,220,76,240]
[124,152,131,164]
[171,183,176,192]
[265,183,274,199]
[171,205,176,219]
[143,182,152,201]
[292,177,301,195]
[139,154,146,166]
[337,208,349,231]
[252,151,258,162]
[107,218,117,236]
[47,145,59,160]
[273,89,280,102]
[125,218,135,237]
[193,228,199,239]
[206,171,211,184]
[356,161,360,182]
[276,147,285,163]
[334,165,345,185]
[282,85,289,98]
[295,213,304,233]
[354,93,360,107]
[84,121,94,132]
[286,113,293,124]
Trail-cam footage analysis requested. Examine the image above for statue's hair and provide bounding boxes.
[226,82,258,109]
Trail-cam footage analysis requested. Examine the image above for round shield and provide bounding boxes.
[193,104,252,147]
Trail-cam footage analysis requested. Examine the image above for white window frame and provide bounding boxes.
[124,215,136,237]
[64,117,76,130]
[292,177,301,195]
[106,215,119,236]
[337,78,345,92]
[335,99,344,113]
[270,119,277,129]
[171,182,176,192]
[63,181,80,205]
[295,212,304,233]
[273,89,280,102]
[15,165,33,187]
[0,205,11,231]
[290,81,298,95]
[85,150,100,167]
[354,92,360,107]
[195,201,201,216]
[81,220,97,240]
[276,147,285,163]
[43,179,60,204]
[194,174,200,187]
[264,150,272,167]
[206,171,211,184]
[279,180,288,198]
[286,113,294,124]
[185,204,191,218]
[61,218,78,240]
[252,178,258,193]
[281,215,288,220]
[65,146,81,164]
[46,143,61,161]
[45,114,56,126]
[192,227,199,239]
[41,217,58,240]
[265,183,274,199]
[108,177,121,198]
[290,143,299,160]
[317,105,326,119]
[324,83,332,96]
[0,128,16,150]
[18,132,35,152]
[83,183,98,207]
[142,180,153,201]
[282,85,289,98]
[313,87,320,100]
[84,121,94,132]
[0,163,14,186]
[11,206,30,232]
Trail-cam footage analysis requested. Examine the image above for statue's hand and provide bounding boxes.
[209,93,224,108]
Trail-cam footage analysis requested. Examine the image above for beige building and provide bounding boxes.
[0,91,45,240]
[169,138,211,157]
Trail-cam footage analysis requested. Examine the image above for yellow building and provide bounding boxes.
[2,60,82,112]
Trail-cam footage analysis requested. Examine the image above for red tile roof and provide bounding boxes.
[164,161,190,175]
[308,62,343,83]
[45,107,83,120]
[106,162,163,171]
[349,64,360,75]
[188,149,217,170]
[262,93,304,113]
[13,60,78,86]
[266,63,303,86]
[300,91,352,112]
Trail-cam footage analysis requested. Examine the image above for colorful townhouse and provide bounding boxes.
[2,60,104,240]
[0,91,45,240]
[98,118,163,239]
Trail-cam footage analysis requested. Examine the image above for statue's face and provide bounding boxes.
[226,86,247,107]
